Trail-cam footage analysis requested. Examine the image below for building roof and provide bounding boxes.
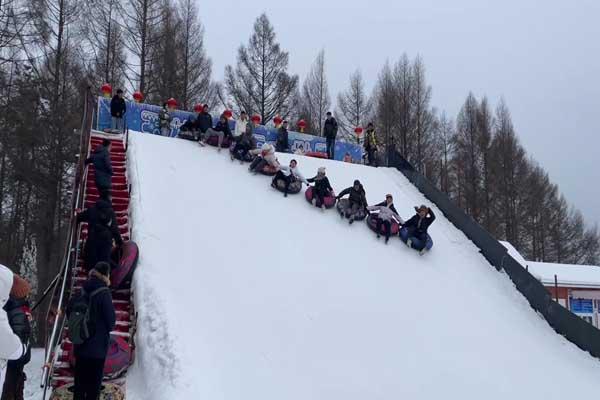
[500,241,600,289]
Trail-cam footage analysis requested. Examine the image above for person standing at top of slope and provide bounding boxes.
[195,104,213,137]
[200,114,232,151]
[0,265,28,392]
[364,122,378,167]
[367,194,402,243]
[307,167,334,210]
[248,143,279,174]
[272,159,309,197]
[85,139,113,200]
[158,103,172,137]
[402,205,436,249]
[110,89,126,133]
[323,111,338,160]
[336,179,367,224]
[1,274,32,400]
[275,120,289,153]
[233,111,248,141]
[68,262,115,400]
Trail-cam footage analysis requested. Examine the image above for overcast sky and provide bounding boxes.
[201,0,600,225]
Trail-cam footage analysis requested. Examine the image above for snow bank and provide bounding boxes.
[126,133,600,400]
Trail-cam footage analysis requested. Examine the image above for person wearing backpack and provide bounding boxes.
[68,262,115,400]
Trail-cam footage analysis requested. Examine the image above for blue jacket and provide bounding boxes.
[74,276,116,359]
[85,146,113,189]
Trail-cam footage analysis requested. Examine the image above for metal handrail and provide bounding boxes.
[40,87,95,393]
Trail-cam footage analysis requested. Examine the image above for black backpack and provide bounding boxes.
[67,287,109,345]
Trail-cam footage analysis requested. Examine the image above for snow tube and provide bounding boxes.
[305,151,328,159]
[399,227,434,252]
[230,148,254,162]
[366,213,400,236]
[50,382,125,400]
[259,164,278,176]
[336,199,367,220]
[110,241,139,289]
[272,176,302,194]
[205,134,232,148]
[69,335,131,379]
[304,186,336,208]
[178,131,197,141]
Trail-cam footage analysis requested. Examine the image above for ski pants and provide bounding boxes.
[73,356,105,400]
[344,201,362,218]
[274,171,294,193]
[404,226,428,249]
[376,218,392,239]
[249,157,267,173]
[313,186,330,206]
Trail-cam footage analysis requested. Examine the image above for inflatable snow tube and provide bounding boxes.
[177,131,197,141]
[304,186,336,208]
[272,177,302,194]
[336,199,367,220]
[366,214,400,236]
[205,134,232,148]
[110,241,139,289]
[69,335,132,380]
[230,149,254,162]
[50,382,125,400]
[399,227,433,252]
[305,151,328,159]
[260,164,278,176]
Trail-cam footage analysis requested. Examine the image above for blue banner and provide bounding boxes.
[96,97,363,162]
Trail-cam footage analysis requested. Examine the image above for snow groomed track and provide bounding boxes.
[125,132,600,399]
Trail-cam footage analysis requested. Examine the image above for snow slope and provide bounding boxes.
[24,348,45,400]
[125,132,600,399]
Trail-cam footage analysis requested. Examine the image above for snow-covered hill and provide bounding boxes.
[125,132,600,399]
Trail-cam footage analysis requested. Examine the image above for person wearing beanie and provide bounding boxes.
[71,261,115,400]
[77,198,123,271]
[402,205,436,250]
[0,265,27,392]
[307,167,334,210]
[2,273,32,400]
[336,179,368,223]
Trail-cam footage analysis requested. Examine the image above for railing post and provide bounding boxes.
[554,274,559,302]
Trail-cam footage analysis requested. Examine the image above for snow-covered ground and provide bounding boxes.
[24,348,45,400]
[125,132,600,399]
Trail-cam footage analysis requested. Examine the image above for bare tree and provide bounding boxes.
[224,13,298,123]
[336,69,372,142]
[300,49,330,135]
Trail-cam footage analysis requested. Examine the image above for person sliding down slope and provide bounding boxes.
[307,167,334,211]
[230,122,257,163]
[403,205,436,254]
[336,180,367,224]
[248,143,279,174]
[272,159,309,197]
[367,194,403,243]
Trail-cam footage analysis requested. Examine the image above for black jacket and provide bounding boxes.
[323,117,338,139]
[403,209,436,235]
[196,112,213,133]
[375,201,399,216]
[74,276,116,359]
[78,199,123,270]
[276,127,289,152]
[364,129,377,151]
[3,297,31,367]
[110,95,126,118]
[85,145,113,189]
[213,120,232,137]
[180,119,197,132]
[338,185,367,207]
[307,175,333,193]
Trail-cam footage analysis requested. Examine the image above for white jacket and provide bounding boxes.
[0,265,26,389]
[367,205,403,223]
[250,144,278,167]
[233,118,248,137]
[279,165,308,184]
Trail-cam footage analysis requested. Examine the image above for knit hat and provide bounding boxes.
[93,261,111,277]
[318,167,326,174]
[10,274,31,299]
[353,179,360,186]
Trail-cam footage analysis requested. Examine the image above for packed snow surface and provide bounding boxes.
[24,348,45,400]
[126,133,600,399]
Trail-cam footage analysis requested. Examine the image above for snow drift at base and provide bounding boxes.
[125,133,600,400]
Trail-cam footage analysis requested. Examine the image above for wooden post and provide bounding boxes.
[554,274,559,302]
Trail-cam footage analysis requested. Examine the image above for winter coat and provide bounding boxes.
[337,185,367,207]
[239,128,257,150]
[233,118,248,138]
[214,120,232,137]
[364,129,377,151]
[77,199,123,270]
[250,145,278,167]
[279,165,308,184]
[276,127,289,152]
[196,111,213,133]
[110,96,126,118]
[72,276,116,359]
[3,297,31,368]
[0,265,27,389]
[85,145,113,189]
[368,201,402,223]
[323,117,338,139]
[307,175,333,193]
[158,108,171,129]
[403,209,436,235]
[179,119,197,132]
